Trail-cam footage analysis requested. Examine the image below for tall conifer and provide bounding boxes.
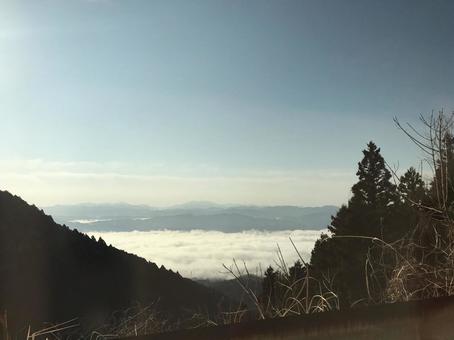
[311,142,398,305]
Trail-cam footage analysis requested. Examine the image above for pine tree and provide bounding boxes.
[398,167,426,205]
[261,266,277,305]
[377,166,427,241]
[311,141,399,305]
[288,260,305,281]
[350,141,397,208]
[329,141,398,238]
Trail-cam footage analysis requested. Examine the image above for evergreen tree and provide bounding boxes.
[350,141,397,209]
[311,142,399,305]
[398,167,426,204]
[261,266,277,305]
[385,166,427,240]
[329,141,398,238]
[288,260,305,281]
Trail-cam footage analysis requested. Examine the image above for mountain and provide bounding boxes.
[167,201,231,210]
[44,203,338,232]
[0,191,225,335]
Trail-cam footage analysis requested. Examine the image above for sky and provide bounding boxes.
[1,0,453,207]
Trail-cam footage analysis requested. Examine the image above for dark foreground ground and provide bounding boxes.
[120,295,454,340]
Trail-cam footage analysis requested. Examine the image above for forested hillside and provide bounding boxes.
[0,191,224,335]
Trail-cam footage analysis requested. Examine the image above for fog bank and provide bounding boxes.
[88,229,324,279]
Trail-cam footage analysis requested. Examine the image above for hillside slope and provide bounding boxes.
[0,191,224,333]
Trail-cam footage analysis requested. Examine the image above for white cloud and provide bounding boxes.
[87,229,325,279]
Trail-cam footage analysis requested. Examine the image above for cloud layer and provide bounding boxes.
[88,229,324,279]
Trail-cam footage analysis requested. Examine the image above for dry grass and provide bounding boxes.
[88,303,169,339]
[14,303,167,340]
[371,110,454,303]
[25,318,79,340]
[363,221,454,304]
[222,237,339,322]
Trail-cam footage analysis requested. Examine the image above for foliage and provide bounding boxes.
[310,142,406,305]
[224,242,339,321]
[370,111,454,303]
[310,110,454,309]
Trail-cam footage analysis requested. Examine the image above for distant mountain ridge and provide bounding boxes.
[44,203,338,232]
[0,191,225,335]
[167,201,233,210]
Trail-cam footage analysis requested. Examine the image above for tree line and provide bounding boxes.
[259,112,454,311]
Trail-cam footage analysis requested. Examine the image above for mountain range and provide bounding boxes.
[44,202,338,232]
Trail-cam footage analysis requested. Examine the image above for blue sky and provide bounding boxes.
[1,0,453,206]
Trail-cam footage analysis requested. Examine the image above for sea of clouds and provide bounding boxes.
[87,229,325,279]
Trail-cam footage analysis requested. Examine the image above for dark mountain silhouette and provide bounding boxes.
[44,204,337,232]
[0,191,225,334]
